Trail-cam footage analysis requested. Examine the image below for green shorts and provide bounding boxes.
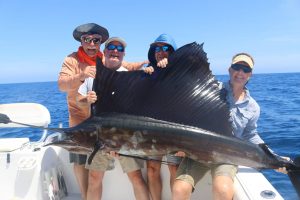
[166,154,182,165]
[69,153,87,165]
[85,152,144,173]
[176,157,238,188]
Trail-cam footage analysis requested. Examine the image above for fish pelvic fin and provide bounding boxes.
[87,140,105,165]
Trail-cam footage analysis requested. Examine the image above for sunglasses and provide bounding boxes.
[106,44,125,52]
[154,45,170,53]
[82,37,102,44]
[231,64,252,73]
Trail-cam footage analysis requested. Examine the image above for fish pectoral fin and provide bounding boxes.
[87,140,105,165]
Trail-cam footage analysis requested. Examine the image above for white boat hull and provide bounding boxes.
[0,143,283,200]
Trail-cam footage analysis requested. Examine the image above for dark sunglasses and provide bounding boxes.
[82,37,102,44]
[154,45,170,53]
[106,44,124,52]
[231,64,252,73]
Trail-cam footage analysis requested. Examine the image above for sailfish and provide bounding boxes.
[1,42,300,196]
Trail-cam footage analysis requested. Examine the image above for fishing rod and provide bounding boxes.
[0,113,65,133]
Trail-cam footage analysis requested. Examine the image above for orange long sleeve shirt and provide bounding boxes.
[58,52,91,127]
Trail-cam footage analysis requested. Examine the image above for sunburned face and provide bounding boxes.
[154,43,170,63]
[81,34,102,57]
[104,41,125,70]
[229,62,252,87]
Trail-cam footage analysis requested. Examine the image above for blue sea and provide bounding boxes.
[0,73,299,200]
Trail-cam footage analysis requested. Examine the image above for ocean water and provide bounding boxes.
[0,73,299,200]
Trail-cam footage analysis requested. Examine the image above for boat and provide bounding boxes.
[0,103,284,200]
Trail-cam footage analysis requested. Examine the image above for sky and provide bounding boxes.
[0,0,299,84]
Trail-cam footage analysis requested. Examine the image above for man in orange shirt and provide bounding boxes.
[58,23,109,200]
[58,23,149,200]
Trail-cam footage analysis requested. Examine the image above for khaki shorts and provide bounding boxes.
[85,152,115,171]
[85,152,144,173]
[119,156,145,173]
[176,157,238,188]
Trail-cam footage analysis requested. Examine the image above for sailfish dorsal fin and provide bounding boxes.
[92,42,232,136]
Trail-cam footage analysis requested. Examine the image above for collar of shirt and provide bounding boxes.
[224,81,251,106]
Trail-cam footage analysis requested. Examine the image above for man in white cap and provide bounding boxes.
[77,37,150,200]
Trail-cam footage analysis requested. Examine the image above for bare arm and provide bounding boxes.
[122,60,149,71]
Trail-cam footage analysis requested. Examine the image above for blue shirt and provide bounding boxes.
[222,82,264,144]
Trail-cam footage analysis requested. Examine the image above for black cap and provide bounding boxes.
[73,23,109,44]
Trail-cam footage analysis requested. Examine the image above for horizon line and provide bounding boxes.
[0,71,299,85]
